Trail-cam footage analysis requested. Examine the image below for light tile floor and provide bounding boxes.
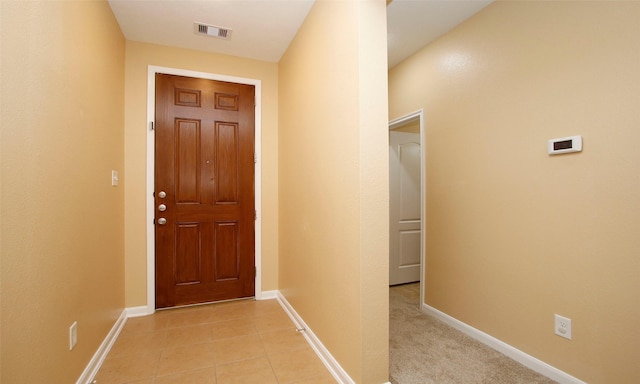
[94,299,338,384]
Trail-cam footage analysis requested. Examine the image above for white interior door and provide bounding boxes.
[389,130,422,285]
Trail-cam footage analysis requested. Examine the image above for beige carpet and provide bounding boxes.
[389,283,558,384]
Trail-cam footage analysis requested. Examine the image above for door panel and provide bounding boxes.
[175,119,200,203]
[215,122,239,202]
[155,73,255,308]
[399,230,421,267]
[399,142,421,221]
[175,223,201,285]
[214,221,240,280]
[389,131,422,286]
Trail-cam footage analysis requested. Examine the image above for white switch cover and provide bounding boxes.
[111,170,119,186]
[69,321,78,350]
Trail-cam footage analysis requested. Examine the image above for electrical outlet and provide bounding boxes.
[554,314,572,340]
[69,321,78,350]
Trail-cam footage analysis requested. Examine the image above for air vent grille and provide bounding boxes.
[194,22,232,40]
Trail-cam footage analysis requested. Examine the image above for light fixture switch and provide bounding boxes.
[111,170,119,186]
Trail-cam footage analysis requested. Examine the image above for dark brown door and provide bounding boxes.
[154,73,255,309]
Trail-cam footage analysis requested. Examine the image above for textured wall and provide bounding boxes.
[278,0,389,382]
[389,2,640,382]
[1,1,125,382]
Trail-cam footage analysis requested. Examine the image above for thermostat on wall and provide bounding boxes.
[548,135,582,155]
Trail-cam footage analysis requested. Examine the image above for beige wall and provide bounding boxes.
[389,2,640,383]
[278,1,389,382]
[124,41,279,307]
[1,1,125,382]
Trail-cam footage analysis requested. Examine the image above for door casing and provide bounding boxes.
[145,65,263,314]
[389,109,425,308]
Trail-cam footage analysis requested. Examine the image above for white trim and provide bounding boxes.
[125,306,151,318]
[75,310,127,384]
[146,66,263,312]
[422,304,588,384]
[259,290,278,300]
[389,109,426,308]
[277,292,355,384]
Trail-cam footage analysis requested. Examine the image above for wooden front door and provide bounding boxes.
[154,73,255,309]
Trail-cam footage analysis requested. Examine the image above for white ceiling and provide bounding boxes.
[387,0,492,68]
[108,0,492,67]
[108,0,315,63]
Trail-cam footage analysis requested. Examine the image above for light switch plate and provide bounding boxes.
[69,321,78,350]
[111,170,119,186]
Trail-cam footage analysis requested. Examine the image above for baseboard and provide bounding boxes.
[126,305,153,318]
[276,292,356,384]
[422,304,587,384]
[258,290,278,300]
[75,309,128,384]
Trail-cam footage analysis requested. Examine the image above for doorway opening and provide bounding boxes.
[388,110,425,308]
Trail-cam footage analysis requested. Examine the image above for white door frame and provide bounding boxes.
[145,65,263,314]
[389,109,425,307]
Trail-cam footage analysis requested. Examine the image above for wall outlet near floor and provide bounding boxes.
[69,321,78,350]
[554,314,572,340]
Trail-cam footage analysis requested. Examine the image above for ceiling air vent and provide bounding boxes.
[194,22,232,40]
